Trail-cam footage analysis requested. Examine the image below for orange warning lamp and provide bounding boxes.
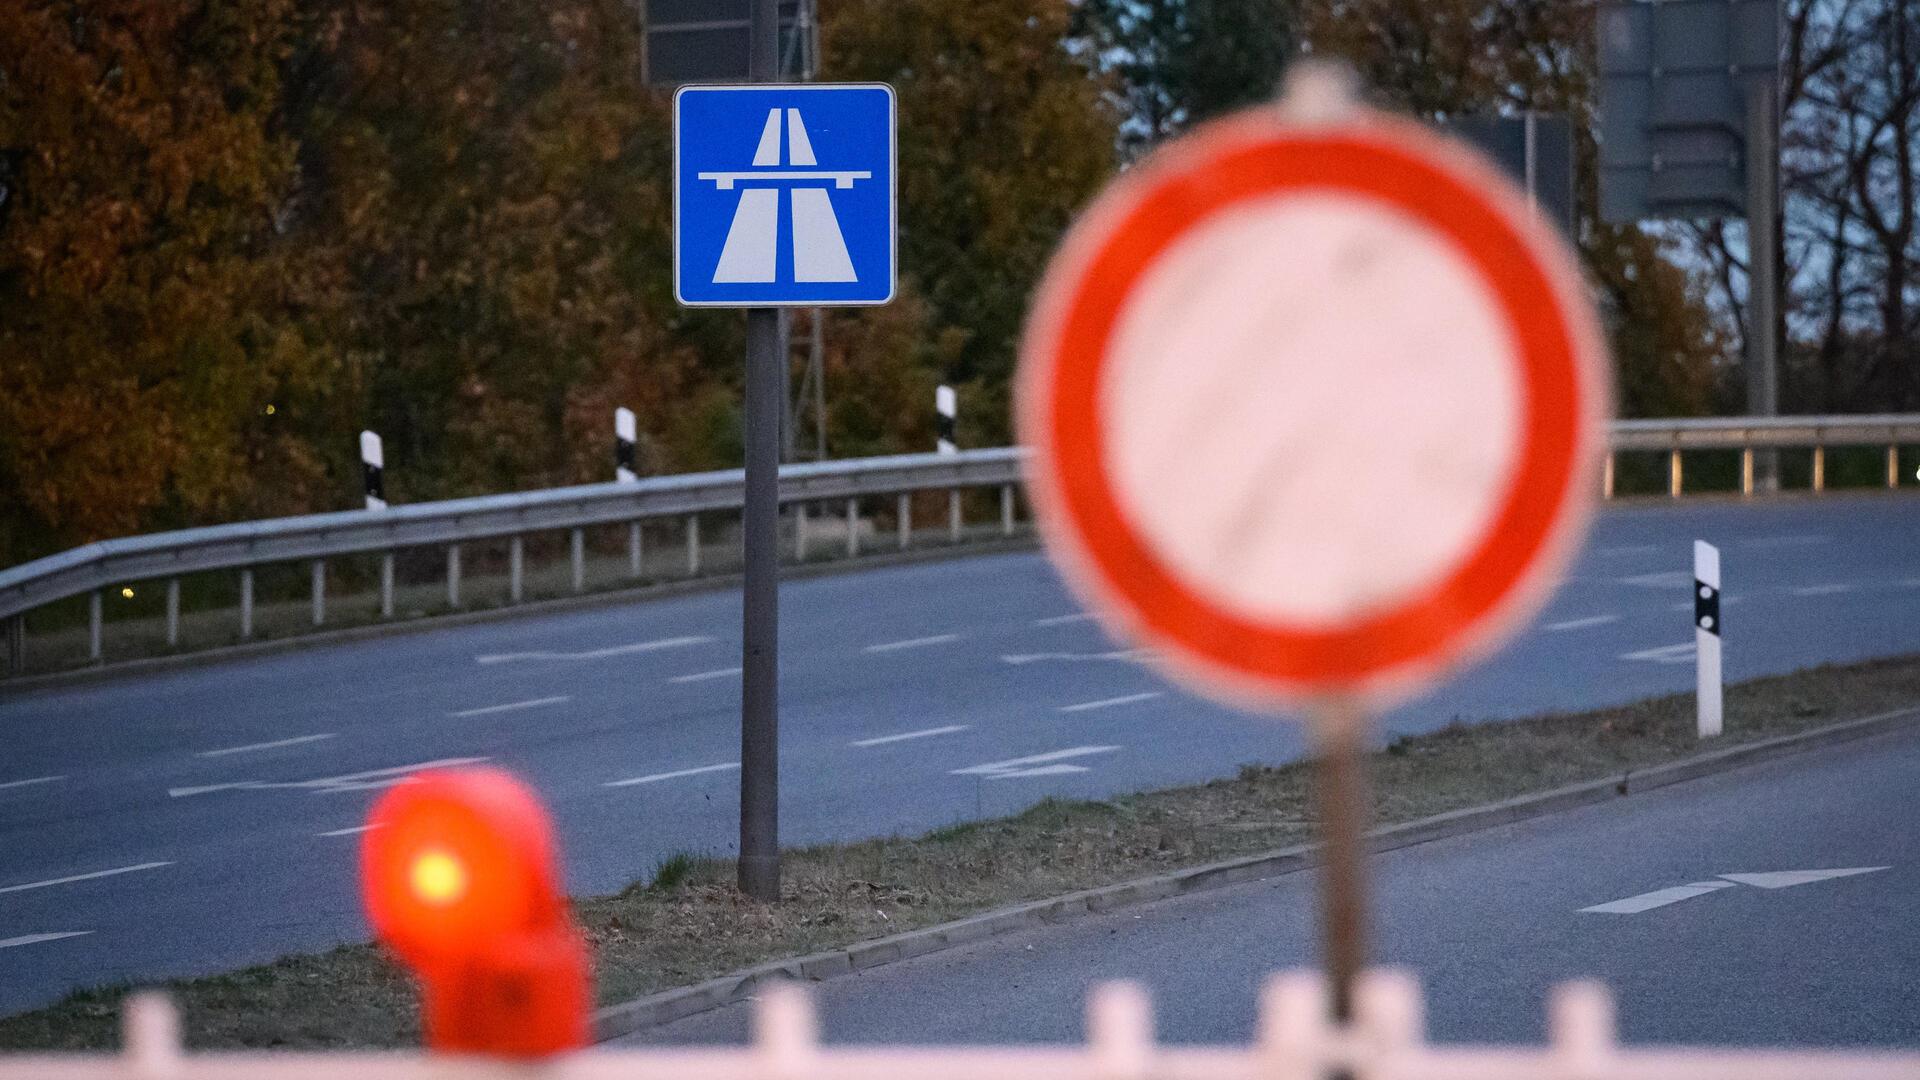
[361,768,590,1056]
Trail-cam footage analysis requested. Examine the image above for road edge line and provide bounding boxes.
[590,702,1920,1042]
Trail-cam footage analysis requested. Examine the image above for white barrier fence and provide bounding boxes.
[10,975,1920,1080]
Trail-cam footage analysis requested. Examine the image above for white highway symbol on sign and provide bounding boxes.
[703,108,867,284]
[1580,867,1889,914]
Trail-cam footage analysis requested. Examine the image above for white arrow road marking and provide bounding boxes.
[1718,867,1889,889]
[0,862,172,896]
[863,634,962,653]
[0,775,66,791]
[1580,881,1736,914]
[1619,642,1696,664]
[0,932,93,950]
[197,733,337,758]
[1545,614,1621,632]
[605,762,740,787]
[1058,692,1162,713]
[476,636,713,664]
[168,756,488,798]
[850,725,970,748]
[448,696,569,718]
[952,746,1121,780]
[1001,649,1154,666]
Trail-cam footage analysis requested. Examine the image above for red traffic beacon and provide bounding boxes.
[361,768,590,1056]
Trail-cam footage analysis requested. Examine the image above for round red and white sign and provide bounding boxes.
[1018,86,1610,714]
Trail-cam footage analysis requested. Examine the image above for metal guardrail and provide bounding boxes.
[9,977,1920,1080]
[3,415,1918,676]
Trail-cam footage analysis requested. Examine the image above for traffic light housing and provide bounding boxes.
[361,768,590,1056]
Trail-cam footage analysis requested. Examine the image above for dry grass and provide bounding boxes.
[6,654,1919,1051]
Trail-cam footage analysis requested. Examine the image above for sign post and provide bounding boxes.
[1018,63,1609,1019]
[673,16,895,901]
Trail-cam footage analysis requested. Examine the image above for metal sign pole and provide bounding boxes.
[1311,702,1370,1024]
[1745,76,1781,493]
[738,0,782,903]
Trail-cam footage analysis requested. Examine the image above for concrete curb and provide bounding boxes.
[1,537,1039,697]
[591,702,1920,1042]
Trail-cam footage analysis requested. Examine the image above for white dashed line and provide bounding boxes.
[449,695,570,718]
[476,636,714,664]
[1033,612,1095,627]
[0,775,66,792]
[670,667,742,684]
[1580,881,1736,914]
[1619,643,1696,664]
[0,932,93,950]
[0,862,172,895]
[197,733,336,758]
[1545,615,1621,632]
[605,762,740,787]
[850,724,971,747]
[1058,692,1163,713]
[1620,571,1692,588]
[863,634,962,653]
[1790,583,1856,596]
[1597,544,1663,556]
[318,824,383,838]
[1002,649,1154,665]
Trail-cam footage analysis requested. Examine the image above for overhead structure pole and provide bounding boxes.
[1745,75,1781,493]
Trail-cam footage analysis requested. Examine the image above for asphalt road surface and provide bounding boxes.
[2,494,1918,1016]
[634,724,1920,1049]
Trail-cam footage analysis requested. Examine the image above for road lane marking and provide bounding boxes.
[318,824,383,838]
[1058,692,1162,713]
[1619,642,1695,664]
[670,667,742,684]
[1790,583,1856,596]
[1620,571,1691,589]
[1596,544,1662,556]
[1580,881,1736,914]
[1033,612,1095,626]
[851,724,970,747]
[1002,649,1154,665]
[0,775,66,791]
[863,634,962,653]
[1900,578,1920,588]
[0,932,93,950]
[605,762,740,787]
[1718,867,1888,888]
[1743,534,1829,548]
[952,745,1121,780]
[1545,614,1620,632]
[476,636,713,664]
[0,862,172,895]
[197,733,337,758]
[1669,595,1742,611]
[449,695,570,718]
[169,756,489,798]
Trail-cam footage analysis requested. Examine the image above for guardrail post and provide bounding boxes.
[88,590,103,661]
[628,522,644,578]
[686,515,701,576]
[898,493,911,549]
[509,536,525,603]
[847,498,860,557]
[1000,485,1014,536]
[1889,445,1900,489]
[570,528,586,593]
[447,544,462,609]
[240,569,254,640]
[1741,449,1754,496]
[7,614,25,676]
[1812,445,1826,492]
[949,489,962,542]
[311,560,326,627]
[165,579,181,647]
[795,503,809,562]
[1602,452,1615,499]
[1668,449,1683,497]
[379,553,395,618]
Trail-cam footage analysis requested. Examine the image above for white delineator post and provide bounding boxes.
[1694,540,1722,739]
[615,407,638,483]
[936,384,957,454]
[361,431,386,510]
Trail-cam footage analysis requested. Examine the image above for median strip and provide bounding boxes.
[6,653,1920,1052]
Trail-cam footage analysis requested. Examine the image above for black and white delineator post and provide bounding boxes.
[361,431,386,510]
[1695,540,1723,739]
[615,407,638,483]
[935,385,957,454]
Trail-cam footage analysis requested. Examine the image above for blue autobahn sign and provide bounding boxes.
[674,83,896,307]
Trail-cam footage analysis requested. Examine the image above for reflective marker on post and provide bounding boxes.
[1694,540,1722,739]
[615,407,638,483]
[361,431,386,511]
[361,768,589,1057]
[936,384,957,454]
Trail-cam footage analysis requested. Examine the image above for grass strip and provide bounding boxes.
[6,653,1920,1050]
